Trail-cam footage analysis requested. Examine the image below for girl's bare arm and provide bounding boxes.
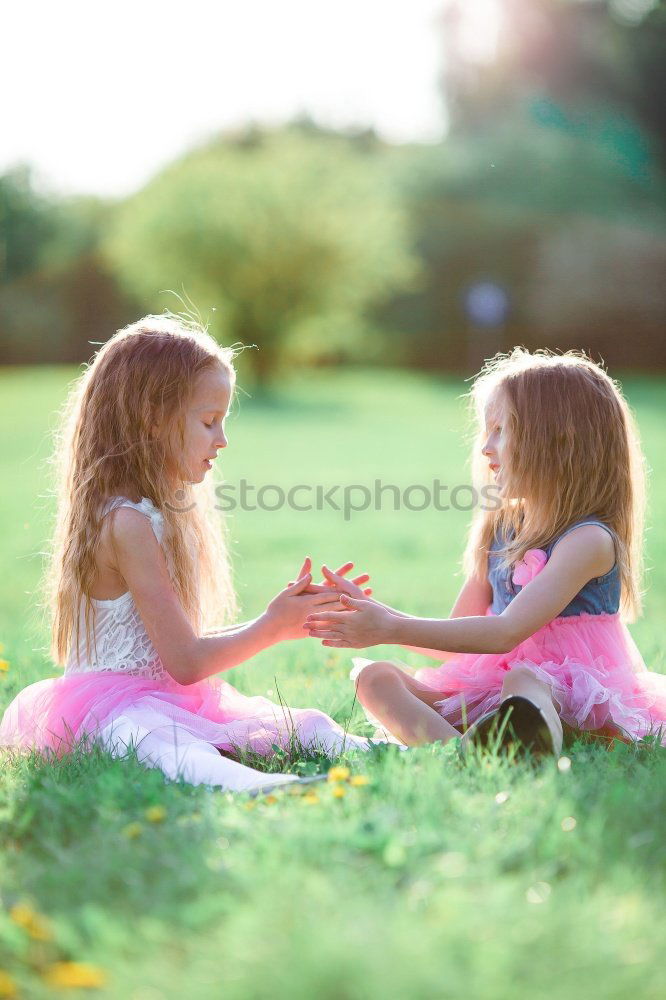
[376,574,493,660]
[109,508,338,685]
[307,526,615,654]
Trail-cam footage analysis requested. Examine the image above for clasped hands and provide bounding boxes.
[289,557,395,649]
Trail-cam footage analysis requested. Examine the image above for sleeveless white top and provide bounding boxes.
[65,497,172,682]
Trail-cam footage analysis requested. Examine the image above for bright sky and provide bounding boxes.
[2,0,506,198]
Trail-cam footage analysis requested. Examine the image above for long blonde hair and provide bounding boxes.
[463,348,647,621]
[48,314,238,665]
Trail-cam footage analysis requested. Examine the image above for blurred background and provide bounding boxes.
[1,0,664,379]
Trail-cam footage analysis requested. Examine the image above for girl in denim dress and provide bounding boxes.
[307,349,666,754]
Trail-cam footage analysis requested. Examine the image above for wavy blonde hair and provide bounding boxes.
[48,314,238,665]
[462,348,647,621]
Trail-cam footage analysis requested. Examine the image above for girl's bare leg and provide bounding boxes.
[354,661,460,746]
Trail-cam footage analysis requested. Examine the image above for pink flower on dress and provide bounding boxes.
[512,549,548,588]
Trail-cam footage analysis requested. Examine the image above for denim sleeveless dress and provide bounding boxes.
[415,519,666,743]
[488,519,621,619]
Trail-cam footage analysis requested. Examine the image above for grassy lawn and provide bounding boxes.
[0,366,664,999]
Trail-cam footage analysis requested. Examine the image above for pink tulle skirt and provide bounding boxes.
[415,611,666,744]
[0,671,369,792]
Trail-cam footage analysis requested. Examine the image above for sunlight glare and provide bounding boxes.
[456,0,503,64]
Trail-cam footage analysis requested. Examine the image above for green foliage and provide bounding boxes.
[377,112,666,371]
[104,128,417,379]
[0,172,139,364]
[0,167,57,283]
[3,3,666,374]
[407,110,666,220]
[442,0,666,170]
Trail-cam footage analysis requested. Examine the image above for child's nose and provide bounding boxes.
[216,430,228,449]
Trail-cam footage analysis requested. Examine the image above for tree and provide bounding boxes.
[440,1,666,166]
[0,167,57,284]
[378,0,666,372]
[376,112,666,372]
[0,172,139,364]
[104,127,417,381]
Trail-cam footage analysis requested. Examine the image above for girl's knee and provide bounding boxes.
[354,660,399,700]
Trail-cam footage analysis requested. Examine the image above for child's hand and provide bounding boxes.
[286,557,331,594]
[266,573,342,642]
[304,594,394,648]
[320,562,373,599]
[286,558,372,598]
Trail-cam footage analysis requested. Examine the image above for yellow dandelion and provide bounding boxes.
[9,902,53,941]
[327,766,350,783]
[0,970,17,997]
[303,792,319,804]
[264,794,278,805]
[350,775,370,787]
[244,801,256,810]
[42,961,106,989]
[144,805,167,823]
[331,785,346,799]
[122,822,144,840]
[0,660,9,673]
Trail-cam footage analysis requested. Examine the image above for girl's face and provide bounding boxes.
[176,365,233,485]
[481,391,511,496]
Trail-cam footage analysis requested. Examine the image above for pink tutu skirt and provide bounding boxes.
[0,671,369,792]
[415,611,666,744]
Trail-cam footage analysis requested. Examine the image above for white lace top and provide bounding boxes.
[65,497,172,682]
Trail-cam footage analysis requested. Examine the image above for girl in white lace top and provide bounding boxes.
[0,315,371,792]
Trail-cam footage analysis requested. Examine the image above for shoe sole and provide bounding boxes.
[470,696,555,757]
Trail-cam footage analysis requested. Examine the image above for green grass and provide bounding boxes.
[0,366,665,999]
